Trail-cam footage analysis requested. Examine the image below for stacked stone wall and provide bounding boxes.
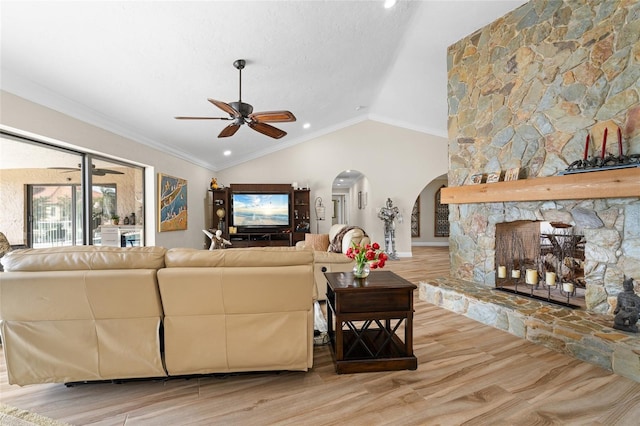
[447,0,640,313]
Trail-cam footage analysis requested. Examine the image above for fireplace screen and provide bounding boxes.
[495,221,585,308]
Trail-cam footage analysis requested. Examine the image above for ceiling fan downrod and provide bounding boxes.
[233,59,245,103]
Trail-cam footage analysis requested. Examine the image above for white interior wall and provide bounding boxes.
[217,120,448,256]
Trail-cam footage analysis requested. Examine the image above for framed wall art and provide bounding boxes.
[158,173,188,232]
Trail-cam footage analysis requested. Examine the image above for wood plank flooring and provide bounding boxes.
[1,247,639,425]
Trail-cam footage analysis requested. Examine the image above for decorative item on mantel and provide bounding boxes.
[613,277,640,333]
[346,241,387,279]
[561,124,639,175]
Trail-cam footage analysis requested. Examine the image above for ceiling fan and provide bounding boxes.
[175,59,296,139]
[49,164,124,176]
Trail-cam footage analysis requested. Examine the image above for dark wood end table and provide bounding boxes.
[324,270,418,374]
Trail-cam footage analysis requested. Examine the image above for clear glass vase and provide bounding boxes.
[353,262,370,279]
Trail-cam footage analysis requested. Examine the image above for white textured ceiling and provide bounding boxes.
[1,0,527,171]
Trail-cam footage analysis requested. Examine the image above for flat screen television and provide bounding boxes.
[231,192,290,228]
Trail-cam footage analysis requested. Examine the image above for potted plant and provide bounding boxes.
[111,214,120,225]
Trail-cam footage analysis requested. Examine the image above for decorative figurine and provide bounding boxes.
[210,178,219,189]
[613,277,639,333]
[377,198,402,260]
[203,229,232,250]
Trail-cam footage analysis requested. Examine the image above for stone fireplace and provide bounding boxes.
[443,0,640,316]
[419,0,640,382]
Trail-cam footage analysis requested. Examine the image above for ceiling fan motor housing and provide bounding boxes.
[230,101,253,117]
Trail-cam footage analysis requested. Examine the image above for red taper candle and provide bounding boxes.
[618,127,623,156]
[601,127,607,159]
[583,134,590,160]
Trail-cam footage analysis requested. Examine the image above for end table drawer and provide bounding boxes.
[338,290,411,313]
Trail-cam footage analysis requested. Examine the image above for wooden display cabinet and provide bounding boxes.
[292,189,310,245]
[210,188,230,239]
[209,184,311,248]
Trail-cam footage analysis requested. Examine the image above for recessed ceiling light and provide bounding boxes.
[303,123,311,129]
[384,0,397,9]
[223,150,231,156]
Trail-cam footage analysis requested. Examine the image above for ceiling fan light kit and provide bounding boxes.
[176,59,296,139]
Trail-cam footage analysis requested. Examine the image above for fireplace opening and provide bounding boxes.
[495,220,585,309]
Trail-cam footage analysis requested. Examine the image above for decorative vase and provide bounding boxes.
[353,262,370,279]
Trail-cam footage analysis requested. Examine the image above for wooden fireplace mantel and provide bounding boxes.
[440,167,639,204]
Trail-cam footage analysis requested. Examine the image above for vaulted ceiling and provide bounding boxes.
[1,1,527,171]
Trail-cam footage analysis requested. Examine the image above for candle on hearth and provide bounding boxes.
[618,127,623,156]
[526,269,538,285]
[512,269,521,279]
[563,283,574,293]
[583,134,590,160]
[601,127,608,159]
[498,266,507,278]
[545,272,556,286]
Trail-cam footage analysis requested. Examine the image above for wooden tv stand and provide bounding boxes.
[227,232,292,248]
[209,183,310,248]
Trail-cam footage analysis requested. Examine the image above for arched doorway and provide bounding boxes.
[331,170,369,226]
[411,174,449,247]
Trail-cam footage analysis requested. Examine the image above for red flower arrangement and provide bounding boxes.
[346,241,388,271]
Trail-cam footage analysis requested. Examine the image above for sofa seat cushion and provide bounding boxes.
[1,246,166,272]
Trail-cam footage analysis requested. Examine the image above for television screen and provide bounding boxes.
[232,193,290,227]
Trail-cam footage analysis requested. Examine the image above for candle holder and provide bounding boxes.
[497,265,507,279]
[560,282,575,304]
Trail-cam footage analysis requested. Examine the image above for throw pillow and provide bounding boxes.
[305,233,330,251]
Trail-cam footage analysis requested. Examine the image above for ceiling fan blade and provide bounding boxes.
[249,110,297,123]
[175,116,232,120]
[218,123,241,138]
[97,169,124,175]
[208,98,241,118]
[248,121,287,139]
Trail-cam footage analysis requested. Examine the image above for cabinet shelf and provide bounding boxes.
[441,168,639,204]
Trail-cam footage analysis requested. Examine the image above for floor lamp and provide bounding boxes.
[314,197,325,233]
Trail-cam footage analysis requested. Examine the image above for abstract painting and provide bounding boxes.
[158,173,188,231]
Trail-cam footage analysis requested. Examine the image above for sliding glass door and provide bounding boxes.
[1,132,145,248]
[28,184,83,247]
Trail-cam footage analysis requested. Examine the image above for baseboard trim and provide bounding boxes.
[411,242,450,247]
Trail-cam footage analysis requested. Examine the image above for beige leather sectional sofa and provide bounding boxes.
[0,246,316,386]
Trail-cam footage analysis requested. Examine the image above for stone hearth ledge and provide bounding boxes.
[419,278,640,383]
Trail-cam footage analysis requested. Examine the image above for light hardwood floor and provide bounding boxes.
[1,247,639,425]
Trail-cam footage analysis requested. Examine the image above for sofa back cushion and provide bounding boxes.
[164,246,313,268]
[1,246,166,272]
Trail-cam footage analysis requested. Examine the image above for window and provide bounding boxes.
[411,196,420,237]
[434,186,449,237]
[1,131,145,247]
